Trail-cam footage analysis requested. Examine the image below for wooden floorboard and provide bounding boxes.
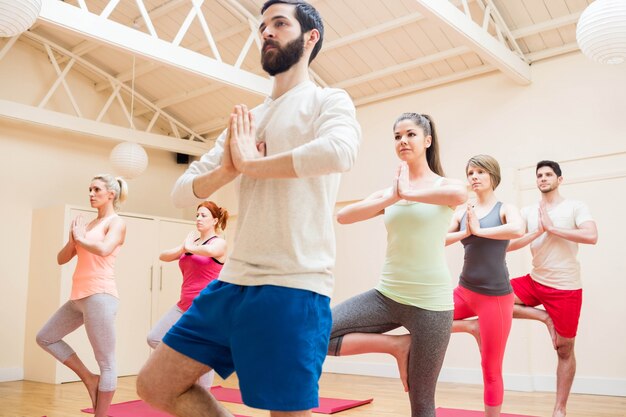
[1,373,624,417]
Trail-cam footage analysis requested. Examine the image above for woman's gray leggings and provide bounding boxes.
[147,305,215,389]
[36,293,119,391]
[328,289,453,417]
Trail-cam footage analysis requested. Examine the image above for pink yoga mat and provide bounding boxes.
[436,408,539,417]
[210,386,373,414]
[81,399,249,417]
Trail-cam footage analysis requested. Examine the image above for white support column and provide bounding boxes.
[38,0,272,96]
[413,0,530,85]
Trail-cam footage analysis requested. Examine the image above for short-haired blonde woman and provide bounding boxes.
[446,155,524,417]
[36,174,128,417]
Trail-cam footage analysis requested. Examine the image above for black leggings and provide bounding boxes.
[328,289,452,417]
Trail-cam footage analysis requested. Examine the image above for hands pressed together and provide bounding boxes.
[71,215,87,243]
[384,162,410,203]
[183,231,200,252]
[222,105,266,176]
[537,202,552,234]
[464,204,481,238]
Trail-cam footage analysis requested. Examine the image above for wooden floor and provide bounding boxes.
[1,373,624,417]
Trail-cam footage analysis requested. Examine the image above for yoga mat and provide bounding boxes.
[210,386,373,414]
[436,408,539,417]
[81,399,250,417]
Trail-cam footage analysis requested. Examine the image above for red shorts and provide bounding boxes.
[510,274,583,338]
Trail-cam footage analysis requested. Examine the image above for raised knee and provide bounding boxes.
[147,337,160,350]
[35,331,50,348]
[136,370,160,406]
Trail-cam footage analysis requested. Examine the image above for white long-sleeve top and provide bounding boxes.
[171,81,361,297]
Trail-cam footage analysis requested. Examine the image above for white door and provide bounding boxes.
[152,220,195,324]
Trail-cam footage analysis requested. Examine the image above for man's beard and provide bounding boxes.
[261,34,305,76]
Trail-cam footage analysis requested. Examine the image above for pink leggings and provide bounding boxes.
[453,286,514,406]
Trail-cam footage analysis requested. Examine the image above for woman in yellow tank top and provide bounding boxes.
[327,113,467,417]
[36,174,127,417]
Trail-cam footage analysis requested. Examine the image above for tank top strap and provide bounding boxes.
[201,235,219,245]
[434,176,445,187]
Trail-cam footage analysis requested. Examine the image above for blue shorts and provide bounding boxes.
[163,280,332,411]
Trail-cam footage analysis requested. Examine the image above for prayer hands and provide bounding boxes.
[466,204,480,236]
[228,105,266,174]
[396,162,410,198]
[538,203,552,233]
[184,231,199,252]
[71,215,87,241]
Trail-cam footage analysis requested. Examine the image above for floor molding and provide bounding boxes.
[322,358,626,396]
[0,368,24,383]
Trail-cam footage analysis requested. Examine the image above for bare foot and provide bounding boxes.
[467,320,482,352]
[84,374,99,409]
[544,316,557,349]
[392,334,411,392]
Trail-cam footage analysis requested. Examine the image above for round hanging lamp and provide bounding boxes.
[0,0,42,38]
[110,142,149,179]
[576,0,626,65]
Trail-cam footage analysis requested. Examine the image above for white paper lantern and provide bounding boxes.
[0,0,42,38]
[576,0,626,65]
[110,142,149,179]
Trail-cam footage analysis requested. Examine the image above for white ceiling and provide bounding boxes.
[0,0,591,153]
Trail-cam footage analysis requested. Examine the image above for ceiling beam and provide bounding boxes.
[133,0,188,27]
[0,100,211,156]
[135,83,224,117]
[38,0,272,96]
[324,12,425,52]
[413,0,530,85]
[334,46,470,89]
[512,12,582,39]
[354,65,496,107]
[94,21,251,92]
[525,42,579,62]
[192,117,229,135]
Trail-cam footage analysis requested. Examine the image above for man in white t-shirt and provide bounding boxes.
[136,1,361,417]
[507,160,597,417]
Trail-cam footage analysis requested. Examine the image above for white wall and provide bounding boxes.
[0,39,232,381]
[327,52,626,396]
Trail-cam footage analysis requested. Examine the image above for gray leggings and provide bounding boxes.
[328,289,452,417]
[36,293,119,391]
[147,305,215,389]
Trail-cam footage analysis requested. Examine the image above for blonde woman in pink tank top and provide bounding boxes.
[36,174,128,417]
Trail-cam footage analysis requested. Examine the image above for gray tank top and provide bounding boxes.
[459,201,512,296]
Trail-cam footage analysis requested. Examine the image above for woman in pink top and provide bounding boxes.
[36,174,127,417]
[147,201,228,389]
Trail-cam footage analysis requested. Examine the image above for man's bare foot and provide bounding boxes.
[392,334,411,392]
[84,374,99,409]
[544,316,557,349]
